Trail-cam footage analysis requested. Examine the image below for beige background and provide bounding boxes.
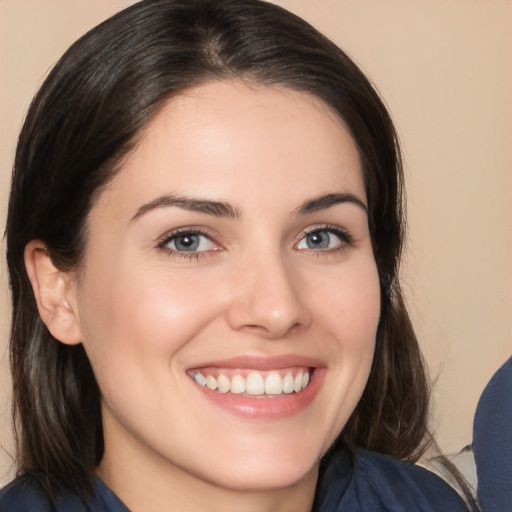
[1,0,511,486]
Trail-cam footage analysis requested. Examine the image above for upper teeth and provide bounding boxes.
[192,370,311,396]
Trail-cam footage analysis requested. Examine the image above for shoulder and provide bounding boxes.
[0,476,128,512]
[0,476,90,512]
[0,477,53,512]
[315,449,472,512]
[354,450,469,509]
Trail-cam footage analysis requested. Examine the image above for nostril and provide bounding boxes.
[236,319,305,340]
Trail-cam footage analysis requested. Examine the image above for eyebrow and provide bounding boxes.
[295,192,368,215]
[131,195,241,220]
[131,191,367,222]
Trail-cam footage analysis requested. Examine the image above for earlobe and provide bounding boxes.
[24,240,82,345]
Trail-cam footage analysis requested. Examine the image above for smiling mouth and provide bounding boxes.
[189,368,313,397]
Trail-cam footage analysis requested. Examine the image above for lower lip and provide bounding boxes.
[191,369,325,419]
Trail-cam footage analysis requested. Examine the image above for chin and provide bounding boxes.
[205,459,318,493]
[187,438,324,492]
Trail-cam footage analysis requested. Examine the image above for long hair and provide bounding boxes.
[7,0,430,501]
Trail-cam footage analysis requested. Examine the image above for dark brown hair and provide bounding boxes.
[6,0,441,502]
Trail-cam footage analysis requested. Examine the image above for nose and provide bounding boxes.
[225,254,312,339]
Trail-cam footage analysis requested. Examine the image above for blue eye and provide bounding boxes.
[296,228,350,251]
[162,231,215,253]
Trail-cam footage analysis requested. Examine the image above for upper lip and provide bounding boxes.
[187,354,324,372]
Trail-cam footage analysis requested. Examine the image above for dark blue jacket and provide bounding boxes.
[0,449,472,511]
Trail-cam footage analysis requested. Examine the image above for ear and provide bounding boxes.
[24,240,82,345]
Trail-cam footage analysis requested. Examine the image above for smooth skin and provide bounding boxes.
[25,81,381,512]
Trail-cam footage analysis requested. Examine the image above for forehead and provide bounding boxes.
[94,80,365,216]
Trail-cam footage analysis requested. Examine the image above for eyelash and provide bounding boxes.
[297,224,353,254]
[156,224,353,260]
[157,227,218,260]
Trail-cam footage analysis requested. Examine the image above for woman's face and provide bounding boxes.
[71,81,380,495]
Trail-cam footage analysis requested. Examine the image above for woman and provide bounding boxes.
[0,0,477,510]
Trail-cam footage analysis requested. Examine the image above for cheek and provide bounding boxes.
[309,257,380,411]
[75,264,226,436]
[310,258,381,345]
[76,261,225,383]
